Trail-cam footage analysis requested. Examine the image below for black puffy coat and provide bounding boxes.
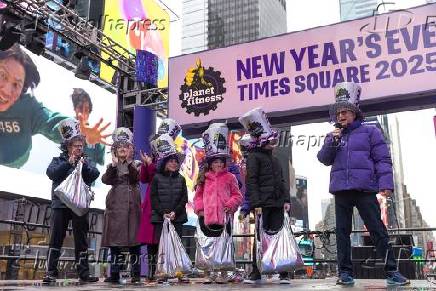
[150,170,188,224]
[246,148,290,209]
[46,153,100,209]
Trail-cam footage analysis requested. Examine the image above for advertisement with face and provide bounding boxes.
[0,45,116,209]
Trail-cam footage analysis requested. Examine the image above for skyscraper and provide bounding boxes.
[340,0,380,21]
[182,0,287,54]
[182,0,209,54]
[340,0,431,21]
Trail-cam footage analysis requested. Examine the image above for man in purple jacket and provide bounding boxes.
[317,82,409,286]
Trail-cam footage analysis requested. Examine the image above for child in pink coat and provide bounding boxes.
[194,156,243,283]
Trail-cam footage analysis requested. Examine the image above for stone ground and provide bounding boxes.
[0,278,435,290]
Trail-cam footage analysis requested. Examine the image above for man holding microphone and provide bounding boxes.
[317,82,409,286]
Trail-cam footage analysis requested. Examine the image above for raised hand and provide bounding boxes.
[284,203,291,212]
[111,151,118,167]
[68,154,77,165]
[78,113,111,146]
[140,150,153,166]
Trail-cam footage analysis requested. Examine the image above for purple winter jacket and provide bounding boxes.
[317,121,394,194]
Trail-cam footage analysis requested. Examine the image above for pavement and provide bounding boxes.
[0,278,435,290]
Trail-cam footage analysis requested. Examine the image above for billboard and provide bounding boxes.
[100,0,170,88]
[0,46,116,209]
[169,4,436,131]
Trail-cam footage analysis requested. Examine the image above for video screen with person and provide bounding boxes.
[0,44,116,208]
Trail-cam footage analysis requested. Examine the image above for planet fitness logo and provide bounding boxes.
[179,58,226,116]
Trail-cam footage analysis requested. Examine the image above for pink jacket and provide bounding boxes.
[194,170,243,226]
[136,163,158,245]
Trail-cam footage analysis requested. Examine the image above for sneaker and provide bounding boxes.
[279,273,291,284]
[227,272,243,283]
[215,275,228,284]
[157,278,168,284]
[203,276,215,284]
[42,274,56,284]
[243,270,261,284]
[386,271,410,286]
[79,276,99,283]
[336,272,354,285]
[131,276,141,284]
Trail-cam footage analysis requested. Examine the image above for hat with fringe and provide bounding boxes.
[157,118,181,140]
[112,127,133,144]
[238,107,278,147]
[58,118,82,141]
[150,133,185,164]
[329,82,362,121]
[238,133,258,152]
[202,123,230,160]
[111,127,133,151]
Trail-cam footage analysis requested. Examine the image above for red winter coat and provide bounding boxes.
[136,163,158,244]
[194,169,243,226]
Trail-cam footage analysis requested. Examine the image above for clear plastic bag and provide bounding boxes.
[256,212,304,274]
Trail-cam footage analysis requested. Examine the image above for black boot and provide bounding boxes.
[79,276,99,283]
[42,273,57,284]
[104,273,120,283]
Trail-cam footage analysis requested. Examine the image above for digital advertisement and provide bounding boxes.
[0,46,117,209]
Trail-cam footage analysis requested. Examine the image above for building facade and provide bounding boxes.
[182,0,209,54]
[340,0,380,21]
[182,0,287,54]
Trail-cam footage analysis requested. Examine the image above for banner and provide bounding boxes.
[169,4,436,129]
[100,0,170,88]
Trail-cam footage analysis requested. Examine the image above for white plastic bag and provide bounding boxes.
[156,218,192,277]
[54,160,94,216]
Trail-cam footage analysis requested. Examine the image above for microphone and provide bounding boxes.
[333,123,343,144]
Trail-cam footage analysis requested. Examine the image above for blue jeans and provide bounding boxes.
[334,191,397,275]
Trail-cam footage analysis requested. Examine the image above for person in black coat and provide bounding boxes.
[150,154,188,238]
[244,144,291,283]
[238,108,291,284]
[43,119,100,284]
[149,150,188,281]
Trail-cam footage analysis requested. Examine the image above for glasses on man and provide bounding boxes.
[336,110,351,117]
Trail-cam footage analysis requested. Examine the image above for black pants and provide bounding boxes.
[252,207,289,277]
[47,208,89,279]
[109,245,141,278]
[148,222,183,278]
[335,191,397,275]
[147,244,158,279]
